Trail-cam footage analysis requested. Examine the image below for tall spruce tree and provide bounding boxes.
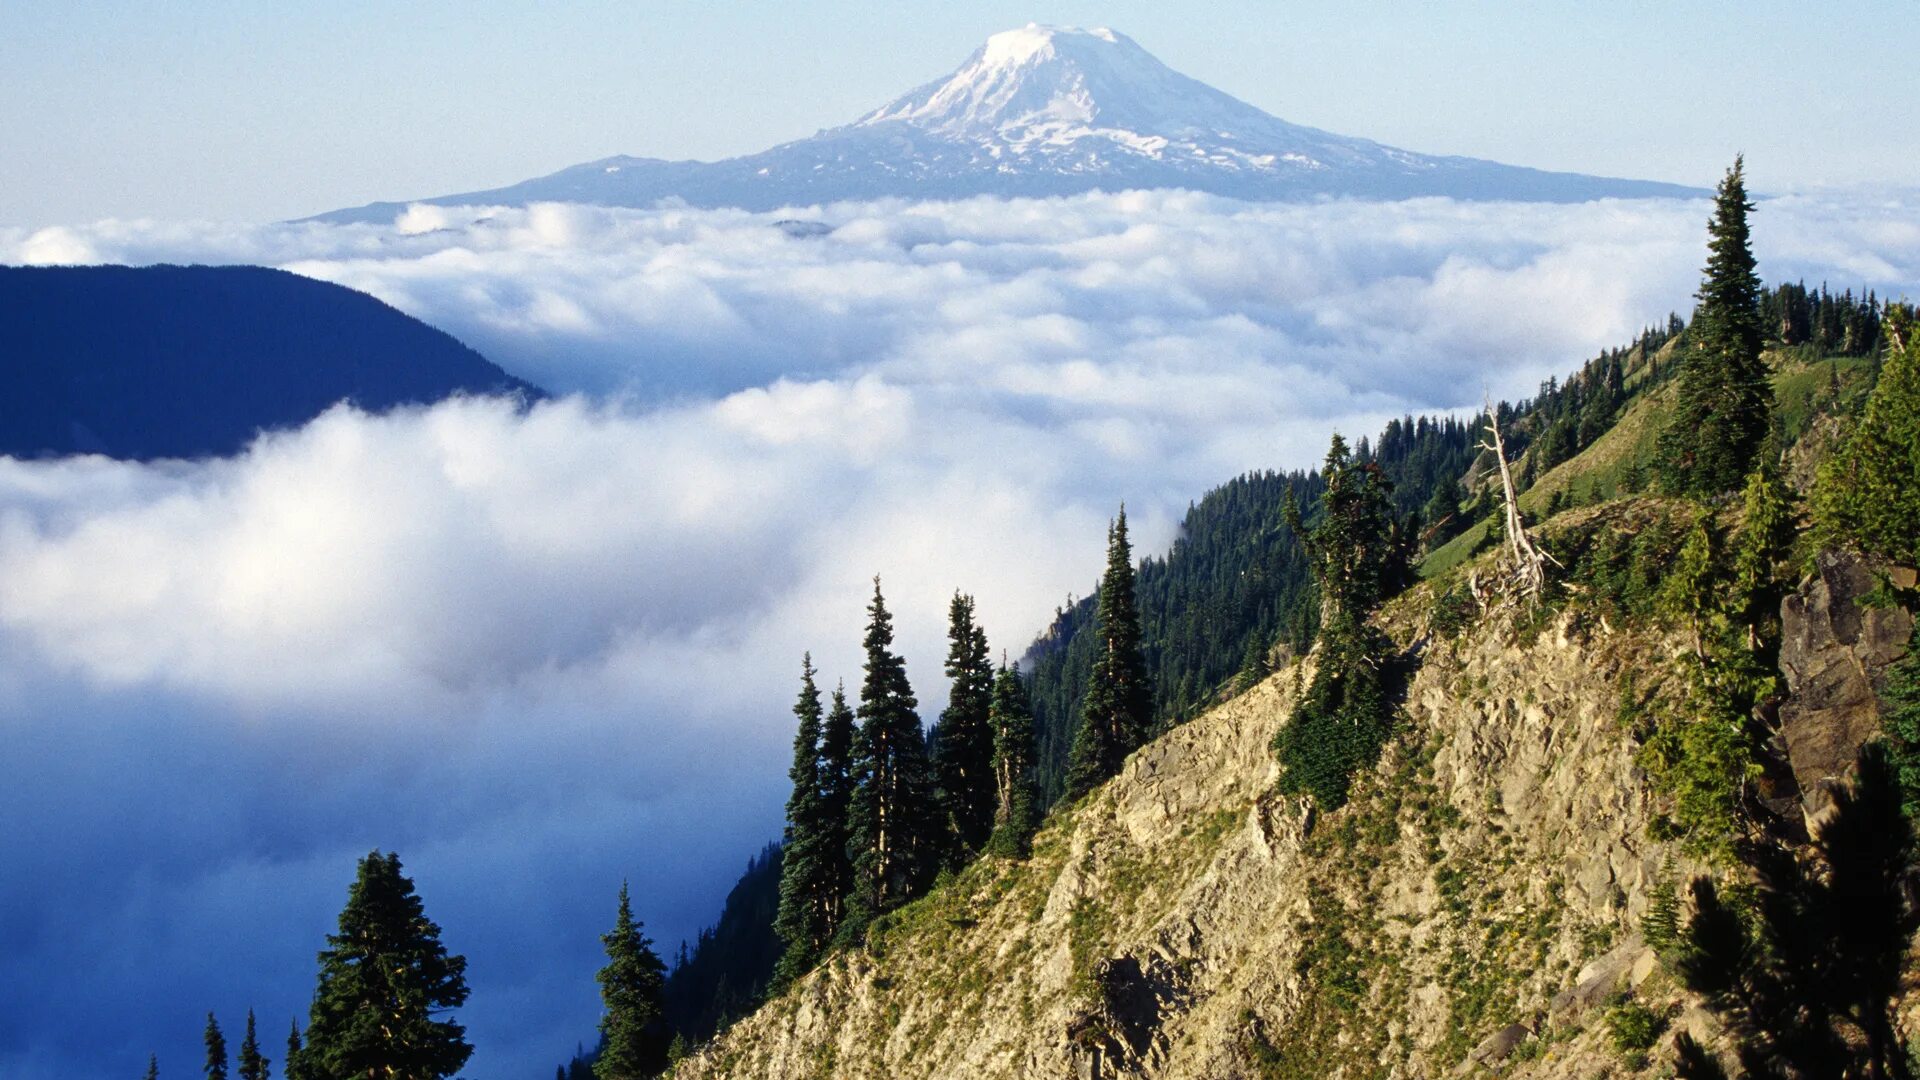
[932,593,996,857]
[773,655,839,986]
[818,682,856,927]
[203,1015,227,1080]
[285,1023,306,1080]
[300,851,471,1080]
[1659,157,1772,495]
[235,1011,268,1080]
[986,661,1040,857]
[145,1055,160,1080]
[844,578,936,934]
[595,882,668,1080]
[1063,508,1153,800]
[1273,435,1403,809]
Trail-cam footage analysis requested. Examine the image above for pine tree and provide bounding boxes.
[986,662,1040,857]
[932,593,996,857]
[301,851,471,1080]
[285,1023,306,1080]
[1273,435,1403,809]
[1814,306,1920,564]
[843,578,936,934]
[595,882,668,1080]
[236,1011,268,1080]
[145,1055,159,1080]
[818,683,855,926]
[773,655,839,986]
[1659,157,1772,495]
[204,1013,227,1080]
[1232,635,1272,694]
[1064,508,1153,799]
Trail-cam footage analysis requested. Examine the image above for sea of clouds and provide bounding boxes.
[1,188,1916,1079]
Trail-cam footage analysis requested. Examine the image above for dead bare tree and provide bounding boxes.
[1470,399,1560,608]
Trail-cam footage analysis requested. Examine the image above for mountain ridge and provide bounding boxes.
[309,25,1700,224]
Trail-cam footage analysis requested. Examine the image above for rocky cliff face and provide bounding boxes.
[673,544,1912,1079]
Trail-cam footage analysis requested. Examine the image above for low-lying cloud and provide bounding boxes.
[1,187,1915,1079]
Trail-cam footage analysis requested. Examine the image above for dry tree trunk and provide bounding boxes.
[1477,399,1559,606]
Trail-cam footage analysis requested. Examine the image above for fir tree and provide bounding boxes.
[285,1023,306,1080]
[1273,435,1403,809]
[595,882,668,1080]
[204,1013,227,1080]
[817,683,856,926]
[1880,649,1920,820]
[146,1056,159,1080]
[1659,157,1772,495]
[932,593,996,857]
[843,578,936,935]
[236,1011,268,1080]
[1814,306,1920,565]
[773,655,839,986]
[1064,508,1153,799]
[1232,635,1272,694]
[301,851,471,1080]
[986,662,1040,857]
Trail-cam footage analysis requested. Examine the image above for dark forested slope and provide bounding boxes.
[0,264,539,459]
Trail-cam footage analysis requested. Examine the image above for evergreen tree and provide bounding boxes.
[146,1056,159,1080]
[1064,508,1153,799]
[301,851,471,1080]
[1659,157,1772,495]
[843,579,936,935]
[285,1023,306,1080]
[1881,649,1920,820]
[1814,306,1920,564]
[773,655,839,986]
[236,1011,268,1080]
[1273,435,1403,809]
[595,882,668,1080]
[931,593,996,857]
[1232,635,1272,694]
[204,1013,227,1080]
[817,683,856,925]
[985,662,1040,857]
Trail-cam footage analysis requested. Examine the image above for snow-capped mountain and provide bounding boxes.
[312,25,1697,223]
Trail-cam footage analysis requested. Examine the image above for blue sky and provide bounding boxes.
[2,1,1916,225]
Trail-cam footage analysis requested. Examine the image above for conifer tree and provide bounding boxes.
[1232,635,1272,694]
[1659,157,1772,495]
[1273,435,1403,809]
[844,579,936,933]
[986,661,1040,857]
[932,593,996,857]
[595,882,668,1080]
[1064,508,1153,800]
[285,1023,306,1080]
[773,655,839,986]
[236,1011,268,1080]
[1814,306,1920,564]
[301,851,471,1080]
[818,683,856,923]
[145,1055,160,1080]
[204,1013,227,1080]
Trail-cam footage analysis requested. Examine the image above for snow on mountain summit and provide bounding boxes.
[309,26,1701,223]
[855,24,1261,143]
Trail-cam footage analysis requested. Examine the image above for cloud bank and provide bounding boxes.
[1,188,1916,1079]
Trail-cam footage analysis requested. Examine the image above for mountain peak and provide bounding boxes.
[852,23,1269,144]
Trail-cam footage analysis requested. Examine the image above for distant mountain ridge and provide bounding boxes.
[0,264,540,460]
[310,25,1700,224]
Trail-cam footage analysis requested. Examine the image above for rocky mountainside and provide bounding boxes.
[310,26,1697,224]
[668,493,1910,1078]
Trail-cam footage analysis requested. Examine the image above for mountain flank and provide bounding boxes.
[0,264,539,460]
[310,25,1698,223]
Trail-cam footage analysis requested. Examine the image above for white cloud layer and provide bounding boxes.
[1,188,1916,1079]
